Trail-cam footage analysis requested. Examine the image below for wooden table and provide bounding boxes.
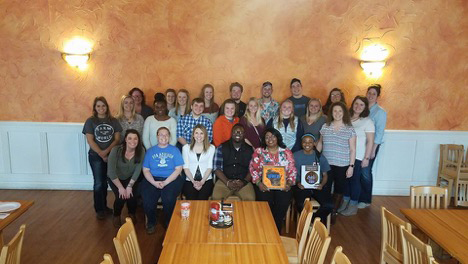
[160,201,288,263]
[400,209,468,263]
[0,200,34,247]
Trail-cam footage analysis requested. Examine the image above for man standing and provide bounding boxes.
[212,124,255,200]
[177,98,213,145]
[288,78,310,118]
[259,81,279,123]
[229,82,246,117]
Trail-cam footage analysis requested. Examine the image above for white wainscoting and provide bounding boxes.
[1,121,467,195]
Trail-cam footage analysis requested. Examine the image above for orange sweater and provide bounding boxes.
[213,116,239,147]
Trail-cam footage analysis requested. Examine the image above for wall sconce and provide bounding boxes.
[360,44,389,78]
[62,37,93,70]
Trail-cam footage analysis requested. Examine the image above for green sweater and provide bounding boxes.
[107,145,145,181]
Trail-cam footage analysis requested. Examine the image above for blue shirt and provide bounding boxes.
[176,113,213,143]
[143,145,184,178]
[369,103,387,144]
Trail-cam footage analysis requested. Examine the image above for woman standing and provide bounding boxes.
[318,102,356,222]
[200,84,219,123]
[359,84,387,208]
[129,87,153,119]
[82,97,122,220]
[116,95,144,141]
[322,88,346,116]
[300,98,327,141]
[182,124,216,200]
[213,99,239,147]
[168,89,190,122]
[107,129,145,227]
[239,98,265,149]
[165,88,177,111]
[142,98,177,149]
[267,99,303,152]
[339,96,374,216]
[249,127,297,232]
[141,127,184,234]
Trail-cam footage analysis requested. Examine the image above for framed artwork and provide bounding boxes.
[301,162,321,189]
[262,165,286,190]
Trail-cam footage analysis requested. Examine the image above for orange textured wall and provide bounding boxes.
[0,0,467,130]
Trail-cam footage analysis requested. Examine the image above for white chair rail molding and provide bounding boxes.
[1,121,467,194]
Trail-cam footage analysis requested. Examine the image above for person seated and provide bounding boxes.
[292,134,333,225]
[212,124,255,201]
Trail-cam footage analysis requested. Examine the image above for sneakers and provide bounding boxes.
[146,225,156,234]
[337,200,350,213]
[340,204,358,216]
[357,202,370,209]
[113,216,122,227]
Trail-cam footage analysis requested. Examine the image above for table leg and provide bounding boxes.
[0,230,3,248]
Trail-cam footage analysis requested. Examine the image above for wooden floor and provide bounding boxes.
[0,190,458,264]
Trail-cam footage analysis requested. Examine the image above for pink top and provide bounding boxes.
[249,147,297,184]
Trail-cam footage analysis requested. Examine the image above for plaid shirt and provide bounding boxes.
[213,145,224,171]
[176,113,213,143]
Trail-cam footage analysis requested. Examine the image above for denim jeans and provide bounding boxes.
[344,160,372,204]
[108,178,138,216]
[88,152,109,213]
[359,145,380,204]
[141,177,179,228]
[292,185,333,225]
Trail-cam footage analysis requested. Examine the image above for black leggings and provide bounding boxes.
[183,180,214,200]
[326,165,348,195]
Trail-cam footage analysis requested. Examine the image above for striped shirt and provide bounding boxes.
[320,124,356,166]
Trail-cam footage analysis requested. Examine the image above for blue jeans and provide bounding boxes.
[359,145,380,204]
[141,177,179,228]
[88,152,109,213]
[344,160,371,204]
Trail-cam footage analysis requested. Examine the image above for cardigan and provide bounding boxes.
[182,144,215,181]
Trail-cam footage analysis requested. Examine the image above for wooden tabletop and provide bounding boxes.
[163,201,282,245]
[158,243,288,263]
[400,209,468,263]
[0,200,34,232]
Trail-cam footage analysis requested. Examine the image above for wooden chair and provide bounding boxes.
[281,198,313,264]
[0,225,26,264]
[400,225,434,264]
[456,179,468,207]
[113,218,142,264]
[100,254,114,264]
[410,186,448,209]
[331,246,352,264]
[429,257,439,264]
[301,218,331,264]
[286,198,331,233]
[437,144,465,205]
[380,207,411,264]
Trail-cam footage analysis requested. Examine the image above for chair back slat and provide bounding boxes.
[113,218,142,264]
[301,218,331,264]
[296,198,313,242]
[100,254,114,264]
[0,225,26,264]
[331,246,352,264]
[410,186,448,209]
[381,207,411,263]
[457,180,468,206]
[400,225,433,264]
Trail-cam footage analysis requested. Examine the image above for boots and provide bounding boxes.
[337,199,350,213]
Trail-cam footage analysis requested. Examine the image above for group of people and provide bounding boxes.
[82,79,387,234]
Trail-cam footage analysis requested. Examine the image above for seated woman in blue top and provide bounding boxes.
[266,99,304,152]
[141,127,184,234]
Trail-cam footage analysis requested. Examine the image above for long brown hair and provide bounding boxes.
[189,124,210,152]
[200,84,216,113]
[326,101,352,126]
[121,129,143,164]
[92,96,111,119]
[175,89,190,116]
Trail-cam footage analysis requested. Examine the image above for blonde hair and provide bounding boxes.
[244,97,264,126]
[190,124,210,152]
[175,89,191,116]
[306,98,323,122]
[276,99,296,132]
[117,95,136,121]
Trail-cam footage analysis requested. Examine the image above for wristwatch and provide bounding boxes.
[349,164,354,168]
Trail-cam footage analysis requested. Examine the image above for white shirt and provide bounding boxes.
[142,116,177,149]
[182,144,215,181]
[352,117,375,160]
